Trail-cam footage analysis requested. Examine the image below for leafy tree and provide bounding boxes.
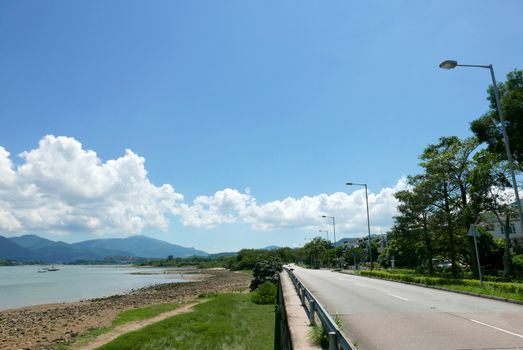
[250,257,282,290]
[395,175,436,274]
[470,149,518,277]
[303,237,331,268]
[471,69,523,162]
[419,136,478,277]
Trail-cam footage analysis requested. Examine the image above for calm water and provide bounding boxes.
[0,265,188,310]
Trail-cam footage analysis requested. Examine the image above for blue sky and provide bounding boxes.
[1,1,522,253]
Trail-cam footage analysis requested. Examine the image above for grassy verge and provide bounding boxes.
[357,270,523,302]
[56,303,181,349]
[96,293,275,350]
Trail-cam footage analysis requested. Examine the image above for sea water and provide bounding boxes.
[0,265,188,310]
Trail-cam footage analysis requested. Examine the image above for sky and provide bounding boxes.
[1,1,522,253]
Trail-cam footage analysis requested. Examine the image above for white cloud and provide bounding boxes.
[179,178,407,235]
[0,135,183,235]
[0,135,406,237]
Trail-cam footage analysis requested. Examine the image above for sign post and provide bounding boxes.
[468,225,483,287]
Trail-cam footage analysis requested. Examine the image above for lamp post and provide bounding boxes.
[346,182,373,270]
[318,230,329,241]
[321,215,336,245]
[439,60,523,237]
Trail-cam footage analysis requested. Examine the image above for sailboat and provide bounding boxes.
[46,265,60,271]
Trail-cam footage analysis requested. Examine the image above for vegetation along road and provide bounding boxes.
[292,266,523,350]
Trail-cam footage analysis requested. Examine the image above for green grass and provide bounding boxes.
[358,270,523,302]
[112,303,181,326]
[96,293,275,350]
[56,303,181,349]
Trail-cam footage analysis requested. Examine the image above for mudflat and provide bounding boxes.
[0,269,251,350]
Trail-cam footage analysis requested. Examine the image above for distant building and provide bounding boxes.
[480,200,522,245]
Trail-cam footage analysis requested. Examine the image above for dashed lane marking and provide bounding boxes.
[386,293,409,301]
[469,319,523,339]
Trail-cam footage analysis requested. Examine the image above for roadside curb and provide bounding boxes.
[280,270,321,350]
[339,270,523,306]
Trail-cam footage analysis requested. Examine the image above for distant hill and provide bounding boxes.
[73,235,208,259]
[1,234,208,262]
[207,252,237,259]
[9,235,130,262]
[0,236,34,261]
[261,245,281,251]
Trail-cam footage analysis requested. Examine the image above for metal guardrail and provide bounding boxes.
[284,267,356,350]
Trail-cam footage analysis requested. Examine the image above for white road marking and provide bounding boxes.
[469,319,523,339]
[386,293,409,301]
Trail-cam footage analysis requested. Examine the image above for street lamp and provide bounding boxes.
[318,230,329,241]
[321,215,336,244]
[439,60,523,236]
[346,182,373,270]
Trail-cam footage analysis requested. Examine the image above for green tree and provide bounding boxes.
[419,136,479,277]
[470,149,518,277]
[395,175,436,274]
[471,69,523,162]
[303,237,331,268]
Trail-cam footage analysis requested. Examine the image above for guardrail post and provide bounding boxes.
[309,300,316,326]
[328,332,337,350]
[299,287,305,306]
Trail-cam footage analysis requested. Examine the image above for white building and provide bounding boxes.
[481,200,522,245]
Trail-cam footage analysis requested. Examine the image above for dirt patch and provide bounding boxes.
[72,301,200,350]
[0,269,251,350]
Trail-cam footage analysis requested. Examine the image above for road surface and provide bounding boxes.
[291,266,523,350]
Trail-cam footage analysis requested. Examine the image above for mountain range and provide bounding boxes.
[0,235,208,263]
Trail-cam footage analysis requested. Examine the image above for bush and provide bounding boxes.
[513,254,523,272]
[358,270,523,296]
[251,281,277,304]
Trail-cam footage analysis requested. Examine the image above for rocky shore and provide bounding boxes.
[0,269,251,350]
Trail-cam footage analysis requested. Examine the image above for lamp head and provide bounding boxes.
[439,60,458,69]
[345,182,353,185]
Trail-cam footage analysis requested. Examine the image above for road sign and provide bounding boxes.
[468,224,480,237]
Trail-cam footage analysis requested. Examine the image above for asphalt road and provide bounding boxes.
[291,266,523,350]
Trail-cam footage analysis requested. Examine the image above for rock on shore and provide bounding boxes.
[0,269,251,350]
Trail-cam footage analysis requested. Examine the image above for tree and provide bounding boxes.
[250,257,282,290]
[419,136,479,277]
[303,237,331,268]
[395,175,436,274]
[470,149,517,277]
[471,69,523,162]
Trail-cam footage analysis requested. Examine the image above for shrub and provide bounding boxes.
[513,254,523,272]
[251,281,277,304]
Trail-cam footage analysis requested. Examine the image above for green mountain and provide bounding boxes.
[0,236,34,260]
[74,235,208,259]
[9,235,130,262]
[1,234,208,263]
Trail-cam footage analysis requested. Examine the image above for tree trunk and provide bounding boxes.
[423,216,434,275]
[503,214,512,278]
[443,182,458,277]
[460,183,479,278]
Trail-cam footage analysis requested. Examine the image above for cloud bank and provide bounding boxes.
[0,136,405,236]
[178,180,406,234]
[0,136,182,235]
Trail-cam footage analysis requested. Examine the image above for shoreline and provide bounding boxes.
[0,269,251,350]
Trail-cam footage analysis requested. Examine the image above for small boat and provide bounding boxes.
[37,268,47,273]
[46,265,60,271]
